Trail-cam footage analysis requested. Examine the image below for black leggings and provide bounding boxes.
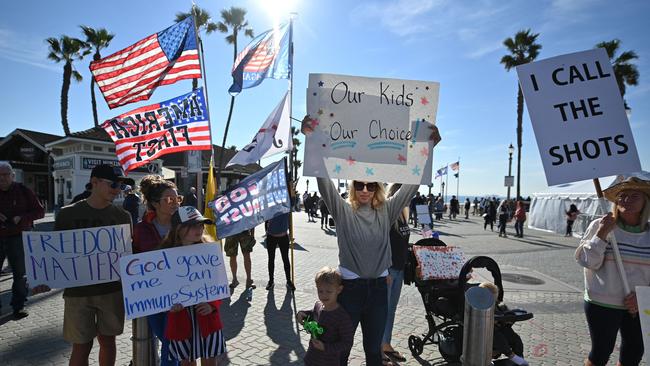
[320,210,329,226]
[566,220,575,235]
[266,234,291,282]
[584,301,644,366]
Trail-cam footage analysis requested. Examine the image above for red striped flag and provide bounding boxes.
[90,17,201,109]
[101,88,211,172]
[450,161,460,172]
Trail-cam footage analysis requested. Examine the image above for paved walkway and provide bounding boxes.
[0,211,620,365]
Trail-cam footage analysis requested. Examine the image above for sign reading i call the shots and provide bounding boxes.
[516,48,641,186]
[303,74,439,184]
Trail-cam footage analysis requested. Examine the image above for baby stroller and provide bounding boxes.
[403,238,533,363]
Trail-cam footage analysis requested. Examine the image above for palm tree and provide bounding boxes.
[46,36,91,136]
[175,6,219,90]
[80,26,114,127]
[500,29,541,200]
[215,6,254,180]
[595,39,639,109]
[290,126,302,181]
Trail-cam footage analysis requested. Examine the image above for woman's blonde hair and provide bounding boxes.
[613,191,650,230]
[159,223,214,249]
[348,180,386,211]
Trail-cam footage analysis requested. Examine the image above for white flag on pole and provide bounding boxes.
[226,91,292,167]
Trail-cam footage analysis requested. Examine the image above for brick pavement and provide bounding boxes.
[0,212,623,365]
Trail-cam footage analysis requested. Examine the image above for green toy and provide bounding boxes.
[303,315,324,339]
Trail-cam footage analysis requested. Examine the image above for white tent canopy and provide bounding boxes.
[528,171,650,237]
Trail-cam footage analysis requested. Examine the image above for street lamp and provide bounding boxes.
[507,143,514,201]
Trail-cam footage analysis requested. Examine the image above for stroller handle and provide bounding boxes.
[458,256,504,303]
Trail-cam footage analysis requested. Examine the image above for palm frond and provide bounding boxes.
[71,70,83,82]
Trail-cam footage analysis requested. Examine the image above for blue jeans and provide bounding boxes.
[338,277,388,366]
[383,268,404,345]
[147,312,179,366]
[0,235,28,311]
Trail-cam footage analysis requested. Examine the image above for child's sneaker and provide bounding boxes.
[509,354,529,366]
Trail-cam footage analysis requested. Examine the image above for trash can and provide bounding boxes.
[462,286,495,366]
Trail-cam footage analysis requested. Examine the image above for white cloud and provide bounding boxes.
[350,0,442,37]
[0,28,60,72]
[466,41,503,59]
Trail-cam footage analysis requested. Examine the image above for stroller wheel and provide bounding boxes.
[408,335,424,356]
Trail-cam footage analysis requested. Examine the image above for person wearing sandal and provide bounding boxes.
[301,115,441,366]
[382,184,410,364]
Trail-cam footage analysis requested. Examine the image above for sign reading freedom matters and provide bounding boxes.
[23,224,132,289]
[119,243,229,319]
[303,74,439,184]
[211,158,291,238]
[516,49,641,185]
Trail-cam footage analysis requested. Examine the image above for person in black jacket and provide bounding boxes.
[122,186,141,224]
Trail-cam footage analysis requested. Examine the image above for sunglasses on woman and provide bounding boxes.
[353,181,378,192]
[160,195,184,204]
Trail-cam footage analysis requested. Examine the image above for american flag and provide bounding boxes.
[229,22,291,94]
[101,88,211,172]
[90,17,201,109]
[450,161,460,172]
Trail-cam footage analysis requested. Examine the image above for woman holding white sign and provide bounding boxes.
[575,177,650,366]
[301,116,441,366]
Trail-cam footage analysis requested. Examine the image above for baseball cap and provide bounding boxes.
[172,206,214,228]
[91,164,126,183]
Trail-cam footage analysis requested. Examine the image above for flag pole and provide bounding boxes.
[444,163,449,203]
[456,157,460,199]
[593,178,631,295]
[287,14,296,286]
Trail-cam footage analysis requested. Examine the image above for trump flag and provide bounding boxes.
[90,17,201,109]
[228,22,291,94]
[100,88,211,172]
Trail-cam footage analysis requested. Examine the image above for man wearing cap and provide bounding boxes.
[0,161,44,319]
[35,164,132,366]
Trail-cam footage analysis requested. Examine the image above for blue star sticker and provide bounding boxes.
[365,167,374,176]
[318,81,324,87]
[333,164,341,174]
[411,165,421,176]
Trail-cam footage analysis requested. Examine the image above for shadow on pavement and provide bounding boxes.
[0,322,68,363]
[0,288,63,326]
[260,239,308,252]
[264,290,306,365]
[221,290,251,341]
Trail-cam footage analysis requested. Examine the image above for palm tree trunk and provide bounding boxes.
[516,84,524,200]
[61,62,72,136]
[90,52,100,127]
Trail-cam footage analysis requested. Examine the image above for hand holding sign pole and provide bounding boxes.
[517,48,641,295]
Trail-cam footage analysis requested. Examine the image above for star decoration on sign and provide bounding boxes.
[310,118,320,127]
[420,146,429,157]
[412,165,421,176]
[317,109,324,115]
[346,156,356,166]
[333,164,342,173]
[420,97,429,105]
[318,81,324,87]
[397,154,407,162]
[365,167,374,176]
[425,86,430,90]
[313,92,317,96]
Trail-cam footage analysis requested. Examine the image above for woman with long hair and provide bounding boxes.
[133,175,183,366]
[566,204,580,237]
[575,177,650,366]
[301,115,441,366]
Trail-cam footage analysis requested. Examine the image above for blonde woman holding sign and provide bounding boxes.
[575,177,650,366]
[301,116,441,366]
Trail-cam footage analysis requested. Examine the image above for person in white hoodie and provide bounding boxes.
[575,176,650,366]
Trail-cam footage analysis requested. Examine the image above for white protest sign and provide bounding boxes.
[23,224,132,288]
[636,286,650,365]
[416,204,432,225]
[303,74,439,184]
[516,48,641,186]
[119,243,229,319]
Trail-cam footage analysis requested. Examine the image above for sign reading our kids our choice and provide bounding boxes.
[516,48,641,186]
[119,243,230,319]
[22,225,132,289]
[303,74,440,185]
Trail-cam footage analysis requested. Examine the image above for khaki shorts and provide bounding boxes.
[63,291,125,344]
[224,231,256,257]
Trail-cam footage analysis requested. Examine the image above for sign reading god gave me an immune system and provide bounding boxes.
[303,74,440,185]
[516,48,641,186]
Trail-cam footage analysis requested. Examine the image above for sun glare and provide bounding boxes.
[259,0,298,26]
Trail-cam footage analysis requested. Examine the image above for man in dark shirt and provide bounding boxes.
[71,182,92,203]
[33,164,131,366]
[0,162,44,319]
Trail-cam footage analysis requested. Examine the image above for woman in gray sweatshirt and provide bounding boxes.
[302,116,441,366]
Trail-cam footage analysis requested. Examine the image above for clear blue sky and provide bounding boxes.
[1,0,648,197]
